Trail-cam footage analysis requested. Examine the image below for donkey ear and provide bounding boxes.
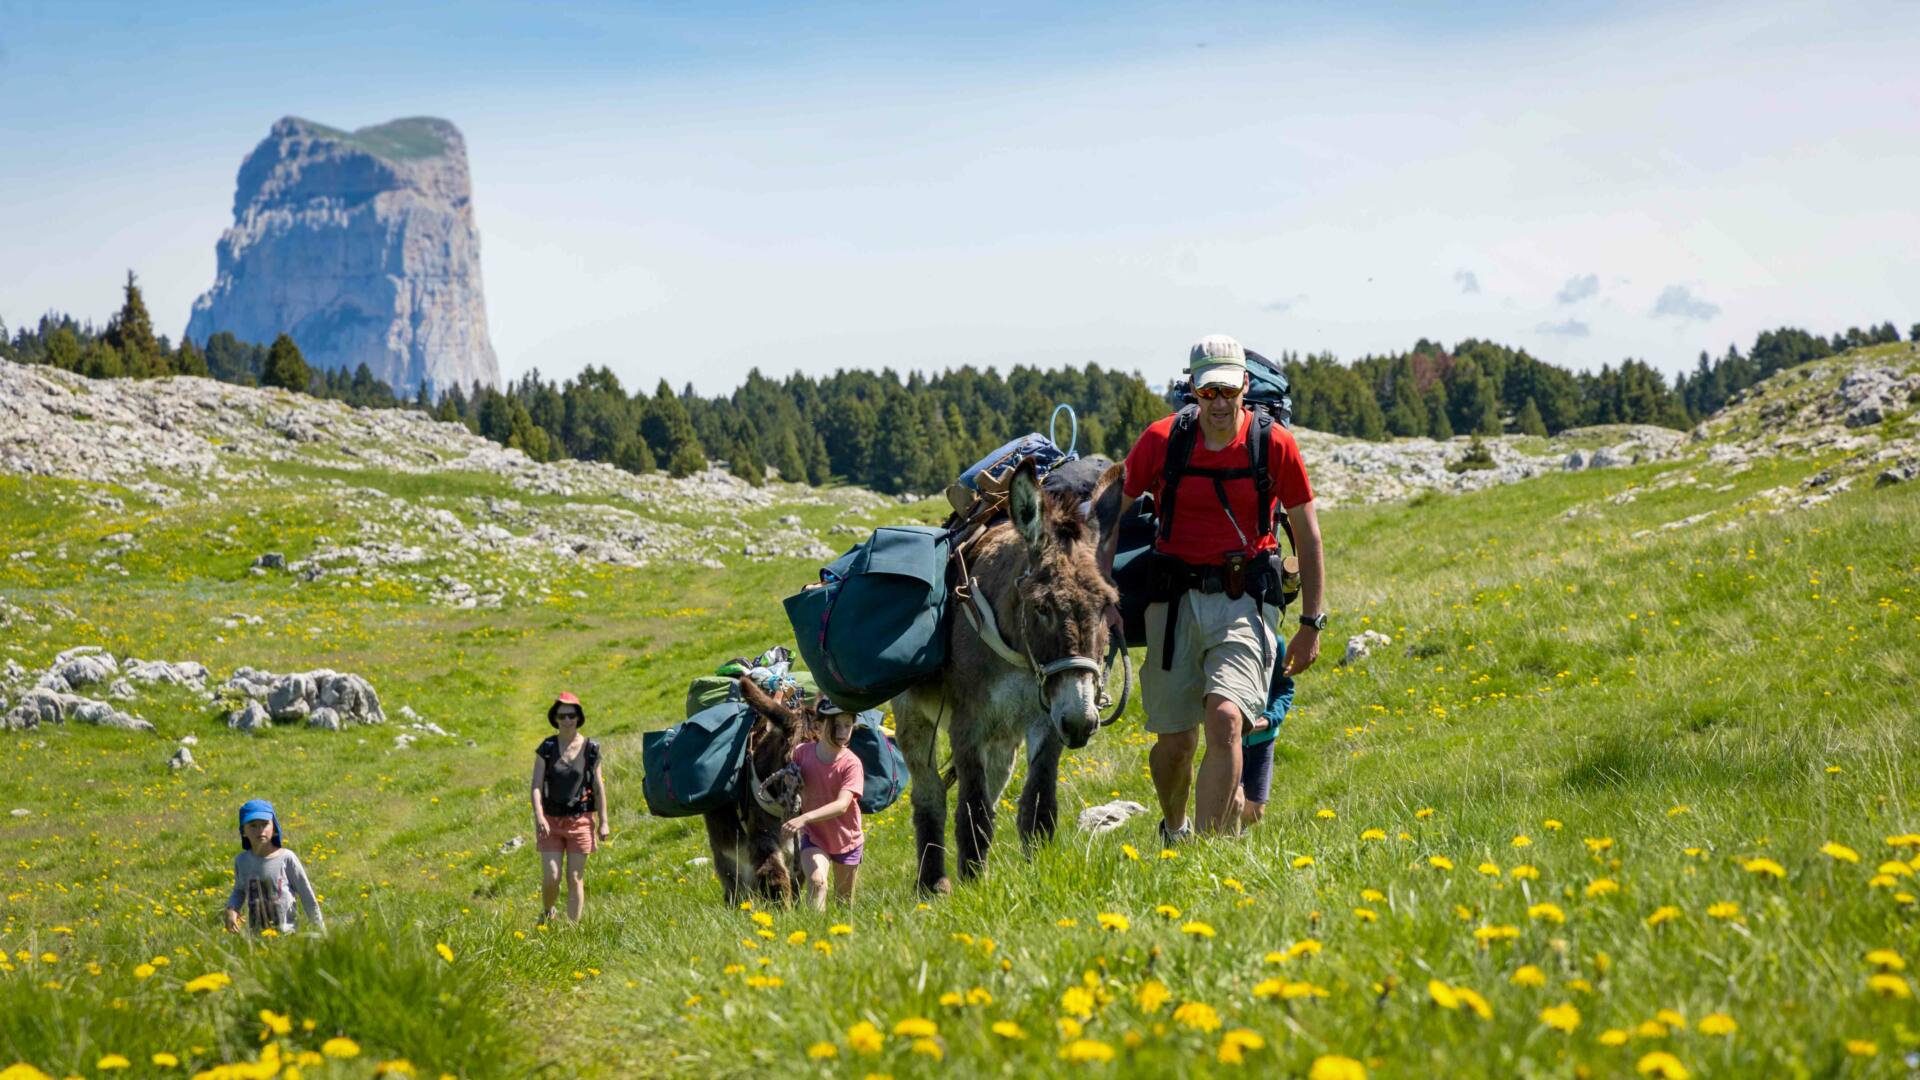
[1088,461,1132,576]
[1009,458,1047,550]
[737,675,797,736]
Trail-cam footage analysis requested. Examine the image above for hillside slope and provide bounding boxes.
[1,346,1917,1079]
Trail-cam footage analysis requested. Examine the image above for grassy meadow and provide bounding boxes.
[3,355,1919,1079]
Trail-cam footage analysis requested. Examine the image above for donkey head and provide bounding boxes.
[737,675,807,782]
[1007,458,1129,749]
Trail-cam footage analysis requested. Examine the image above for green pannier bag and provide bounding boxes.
[783,526,953,713]
[641,700,755,817]
[847,709,910,814]
[684,670,817,719]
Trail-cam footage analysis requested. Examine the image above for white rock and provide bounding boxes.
[1076,799,1150,835]
[169,746,196,770]
[1340,630,1395,667]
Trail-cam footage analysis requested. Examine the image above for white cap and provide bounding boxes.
[1189,334,1247,389]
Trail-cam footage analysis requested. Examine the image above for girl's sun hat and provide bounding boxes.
[547,691,586,729]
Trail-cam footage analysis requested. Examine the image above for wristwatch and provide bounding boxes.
[1298,613,1328,631]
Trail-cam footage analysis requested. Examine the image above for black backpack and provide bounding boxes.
[1156,346,1294,550]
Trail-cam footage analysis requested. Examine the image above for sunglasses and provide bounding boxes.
[1193,384,1244,401]
[555,710,582,721]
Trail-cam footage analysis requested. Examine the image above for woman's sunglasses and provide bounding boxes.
[1193,384,1244,401]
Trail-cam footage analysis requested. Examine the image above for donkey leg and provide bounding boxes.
[1016,725,1063,847]
[895,698,951,895]
[956,737,1019,881]
[703,812,745,905]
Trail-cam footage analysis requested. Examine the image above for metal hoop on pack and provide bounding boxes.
[1048,403,1078,458]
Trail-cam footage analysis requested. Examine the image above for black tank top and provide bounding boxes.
[537,736,599,816]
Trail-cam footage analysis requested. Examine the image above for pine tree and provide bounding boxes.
[262,334,310,392]
[1424,383,1453,440]
[172,337,209,378]
[614,438,655,474]
[1516,396,1548,437]
[104,271,161,375]
[775,428,807,483]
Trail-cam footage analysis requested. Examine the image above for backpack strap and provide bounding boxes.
[1154,405,1201,547]
[1157,406,1277,553]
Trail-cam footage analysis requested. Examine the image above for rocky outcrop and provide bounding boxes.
[222,667,385,729]
[186,116,501,395]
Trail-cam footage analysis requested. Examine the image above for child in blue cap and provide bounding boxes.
[224,799,325,934]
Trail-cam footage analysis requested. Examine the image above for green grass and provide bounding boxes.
[4,372,1920,1078]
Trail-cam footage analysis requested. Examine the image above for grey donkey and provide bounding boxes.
[893,457,1130,894]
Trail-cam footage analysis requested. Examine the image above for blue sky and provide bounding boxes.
[2,0,1916,392]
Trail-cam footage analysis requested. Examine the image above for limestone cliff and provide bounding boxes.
[186,116,501,394]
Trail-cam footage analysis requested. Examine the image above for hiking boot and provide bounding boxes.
[1158,819,1193,846]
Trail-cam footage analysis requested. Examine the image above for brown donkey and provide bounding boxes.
[702,676,810,905]
[893,459,1130,894]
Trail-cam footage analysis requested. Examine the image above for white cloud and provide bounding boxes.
[1453,269,1480,294]
[1556,273,1600,305]
[1536,318,1591,338]
[1651,285,1721,321]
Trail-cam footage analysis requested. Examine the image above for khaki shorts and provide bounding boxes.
[1141,591,1278,735]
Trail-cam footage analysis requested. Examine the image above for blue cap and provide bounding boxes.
[237,799,283,850]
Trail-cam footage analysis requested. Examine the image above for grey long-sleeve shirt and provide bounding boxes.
[227,849,324,933]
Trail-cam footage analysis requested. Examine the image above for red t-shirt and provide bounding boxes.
[1122,410,1313,565]
[791,741,865,854]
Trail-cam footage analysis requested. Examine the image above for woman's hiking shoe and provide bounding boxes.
[1158,819,1193,845]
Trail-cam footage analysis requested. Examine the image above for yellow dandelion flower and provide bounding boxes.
[1360,887,1385,902]
[1599,1028,1630,1046]
[1309,1054,1368,1080]
[1635,1051,1690,1079]
[1454,985,1492,1019]
[434,942,454,963]
[1182,921,1216,938]
[1846,1040,1877,1057]
[1585,837,1614,852]
[992,1020,1027,1040]
[1319,808,1338,819]
[1885,834,1920,848]
[1544,819,1563,831]
[939,991,963,1008]
[1867,974,1912,999]
[1865,948,1905,971]
[1476,862,1501,877]
[1540,1002,1580,1032]
[1637,1020,1671,1038]
[1135,978,1171,1012]
[1217,1027,1266,1064]
[133,963,156,979]
[745,974,783,989]
[829,924,852,936]
[1428,855,1454,871]
[1061,986,1095,1019]
[1360,828,1387,841]
[1528,903,1566,924]
[1121,843,1140,861]
[1821,842,1861,863]
[1668,805,1689,816]
[892,1016,938,1038]
[182,972,232,994]
[1173,1001,1222,1032]
[751,911,774,927]
[1155,904,1181,919]
[1473,924,1520,944]
[1415,807,1435,819]
[910,1037,943,1060]
[847,1021,883,1054]
[1645,905,1682,928]
[1742,857,1786,879]
[967,987,993,1006]
[1706,901,1739,919]
[321,1038,360,1059]
[1059,1038,1115,1063]
[1428,980,1461,1010]
[1512,835,1532,847]
[96,1055,131,1071]
[1510,965,1547,988]
[374,1060,416,1078]
[787,930,808,945]
[1585,878,1621,898]
[1511,864,1540,880]
[1097,912,1129,932]
[806,1041,837,1059]
[1292,855,1315,868]
[722,963,745,975]
[1876,861,1915,878]
[1058,1017,1084,1039]
[1353,907,1379,923]
[259,1009,293,1036]
[1655,1008,1687,1029]
[151,1053,179,1067]
[814,940,832,954]
[1698,1013,1736,1036]
[1159,848,1179,860]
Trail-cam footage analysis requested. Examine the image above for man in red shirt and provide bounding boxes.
[1122,334,1326,837]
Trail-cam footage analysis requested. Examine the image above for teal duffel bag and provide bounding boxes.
[847,709,911,814]
[641,700,755,817]
[783,526,952,713]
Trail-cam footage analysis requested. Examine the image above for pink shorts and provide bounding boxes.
[538,813,598,854]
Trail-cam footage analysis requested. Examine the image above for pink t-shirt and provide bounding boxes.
[791,741,865,855]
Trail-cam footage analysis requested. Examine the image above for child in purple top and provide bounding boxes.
[224,799,323,935]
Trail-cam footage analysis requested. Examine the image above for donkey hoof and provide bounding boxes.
[919,876,952,897]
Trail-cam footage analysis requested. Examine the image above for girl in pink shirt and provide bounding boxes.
[780,697,865,910]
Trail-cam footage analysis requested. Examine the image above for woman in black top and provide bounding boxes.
[530,692,609,923]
